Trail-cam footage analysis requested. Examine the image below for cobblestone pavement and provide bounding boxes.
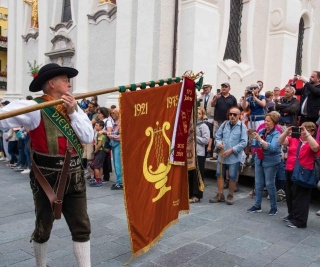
[1,164,320,267]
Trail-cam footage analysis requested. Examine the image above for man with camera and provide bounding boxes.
[275,85,300,129]
[210,83,237,160]
[211,83,237,132]
[291,71,320,125]
[242,83,266,130]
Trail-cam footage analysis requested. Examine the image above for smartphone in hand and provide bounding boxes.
[291,126,300,138]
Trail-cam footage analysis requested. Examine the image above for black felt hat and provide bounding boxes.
[29,63,78,92]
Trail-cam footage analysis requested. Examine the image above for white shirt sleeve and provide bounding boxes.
[69,107,94,144]
[0,100,41,131]
[0,100,94,144]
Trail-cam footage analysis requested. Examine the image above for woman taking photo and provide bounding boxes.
[188,107,210,203]
[247,111,282,215]
[278,122,318,228]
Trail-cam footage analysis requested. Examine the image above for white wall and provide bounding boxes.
[4,0,320,105]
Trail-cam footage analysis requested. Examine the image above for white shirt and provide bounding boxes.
[0,100,94,144]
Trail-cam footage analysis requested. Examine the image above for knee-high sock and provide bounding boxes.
[73,241,91,267]
[33,241,48,267]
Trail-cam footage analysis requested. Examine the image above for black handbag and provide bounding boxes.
[291,142,317,188]
[103,137,112,153]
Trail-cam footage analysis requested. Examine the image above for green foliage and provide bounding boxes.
[27,60,41,76]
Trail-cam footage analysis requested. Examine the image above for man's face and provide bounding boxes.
[202,86,211,95]
[251,84,259,95]
[221,85,230,94]
[284,87,294,99]
[88,104,96,113]
[51,75,71,96]
[228,108,240,124]
[112,109,119,120]
[257,82,263,91]
[309,72,320,85]
[273,88,280,96]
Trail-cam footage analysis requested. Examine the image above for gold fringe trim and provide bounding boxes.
[171,161,186,166]
[123,208,190,265]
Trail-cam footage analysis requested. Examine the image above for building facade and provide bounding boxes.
[0,0,7,91]
[5,0,320,105]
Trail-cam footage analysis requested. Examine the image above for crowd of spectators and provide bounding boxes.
[0,95,122,190]
[78,96,122,190]
[197,71,320,229]
[0,97,32,174]
[1,71,320,230]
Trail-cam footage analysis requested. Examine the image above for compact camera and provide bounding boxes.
[246,86,253,96]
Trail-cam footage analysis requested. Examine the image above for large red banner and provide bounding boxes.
[120,82,190,258]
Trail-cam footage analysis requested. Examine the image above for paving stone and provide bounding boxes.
[176,214,212,230]
[288,243,320,259]
[239,252,273,267]
[245,227,288,244]
[1,163,320,266]
[190,249,244,267]
[267,251,313,267]
[153,242,212,267]
[0,250,33,267]
[301,235,320,248]
[217,235,271,259]
[197,227,248,248]
[259,241,296,260]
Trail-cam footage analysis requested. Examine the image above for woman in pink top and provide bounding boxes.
[278,122,318,228]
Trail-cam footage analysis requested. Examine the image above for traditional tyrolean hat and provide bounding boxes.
[29,63,78,92]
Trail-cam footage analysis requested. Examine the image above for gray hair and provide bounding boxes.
[285,84,296,94]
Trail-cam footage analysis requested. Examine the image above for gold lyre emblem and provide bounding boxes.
[143,121,172,202]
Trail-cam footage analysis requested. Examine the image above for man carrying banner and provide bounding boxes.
[209,106,247,205]
[0,63,94,267]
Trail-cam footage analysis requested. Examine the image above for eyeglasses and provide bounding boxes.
[229,113,239,117]
[251,87,258,90]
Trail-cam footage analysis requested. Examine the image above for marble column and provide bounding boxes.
[177,0,220,85]
[73,0,90,93]
[264,0,302,90]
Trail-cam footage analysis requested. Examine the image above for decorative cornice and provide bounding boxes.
[22,30,39,42]
[88,6,117,24]
[50,34,71,45]
[49,20,73,33]
[45,48,75,59]
[45,34,75,60]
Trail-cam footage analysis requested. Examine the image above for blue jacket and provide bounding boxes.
[255,127,281,167]
[215,120,248,164]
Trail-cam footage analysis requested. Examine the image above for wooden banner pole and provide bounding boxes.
[0,77,181,120]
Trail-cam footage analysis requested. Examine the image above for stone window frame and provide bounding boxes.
[223,0,243,64]
[298,12,312,77]
[218,0,255,79]
[50,0,76,34]
[295,17,305,75]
